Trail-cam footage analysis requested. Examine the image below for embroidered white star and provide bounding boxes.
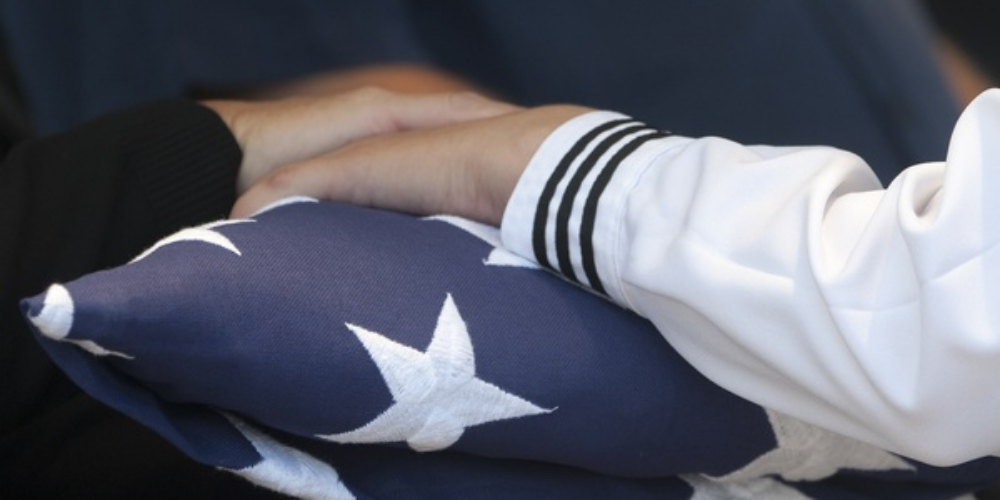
[710,409,914,482]
[681,474,810,500]
[32,218,258,360]
[319,294,553,452]
[29,283,133,359]
[425,215,538,269]
[130,219,254,263]
[226,415,356,500]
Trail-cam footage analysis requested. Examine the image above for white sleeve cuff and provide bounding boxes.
[500,110,687,307]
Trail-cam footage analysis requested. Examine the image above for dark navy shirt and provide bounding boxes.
[1,0,958,181]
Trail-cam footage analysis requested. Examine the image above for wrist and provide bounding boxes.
[482,105,592,224]
[200,100,263,192]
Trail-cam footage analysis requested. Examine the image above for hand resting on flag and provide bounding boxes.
[231,104,590,224]
[203,86,520,194]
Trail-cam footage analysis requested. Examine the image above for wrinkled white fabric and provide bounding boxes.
[502,90,1000,466]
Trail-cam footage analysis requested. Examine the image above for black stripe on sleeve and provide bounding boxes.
[553,124,652,282]
[531,118,634,270]
[580,131,670,295]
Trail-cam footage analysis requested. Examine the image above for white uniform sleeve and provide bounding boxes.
[500,90,1000,466]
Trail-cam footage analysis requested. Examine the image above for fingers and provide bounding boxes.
[231,105,592,223]
[299,87,519,142]
[231,124,479,221]
[373,88,522,132]
[218,87,519,193]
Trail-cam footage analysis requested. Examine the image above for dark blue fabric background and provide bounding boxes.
[1,0,958,182]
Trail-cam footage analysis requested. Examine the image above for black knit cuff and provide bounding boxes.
[119,100,243,232]
[89,99,243,267]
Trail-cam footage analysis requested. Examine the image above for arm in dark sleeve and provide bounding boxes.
[0,100,274,498]
[1,99,241,431]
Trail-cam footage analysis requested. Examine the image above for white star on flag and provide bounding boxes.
[31,218,258,360]
[28,283,134,359]
[130,219,254,263]
[710,409,915,482]
[319,294,553,452]
[425,215,538,269]
[226,415,356,500]
[681,474,810,500]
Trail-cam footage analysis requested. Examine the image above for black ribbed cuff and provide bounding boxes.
[88,99,244,267]
[120,100,243,232]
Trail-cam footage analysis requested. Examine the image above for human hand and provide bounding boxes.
[231,104,591,225]
[202,87,520,193]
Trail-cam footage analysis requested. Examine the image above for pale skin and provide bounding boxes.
[219,89,589,225]
[203,86,525,195]
[215,33,998,224]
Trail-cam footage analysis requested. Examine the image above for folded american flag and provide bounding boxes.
[22,198,1000,499]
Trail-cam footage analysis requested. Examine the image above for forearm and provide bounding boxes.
[501,90,1000,465]
[0,100,241,287]
[0,99,241,431]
